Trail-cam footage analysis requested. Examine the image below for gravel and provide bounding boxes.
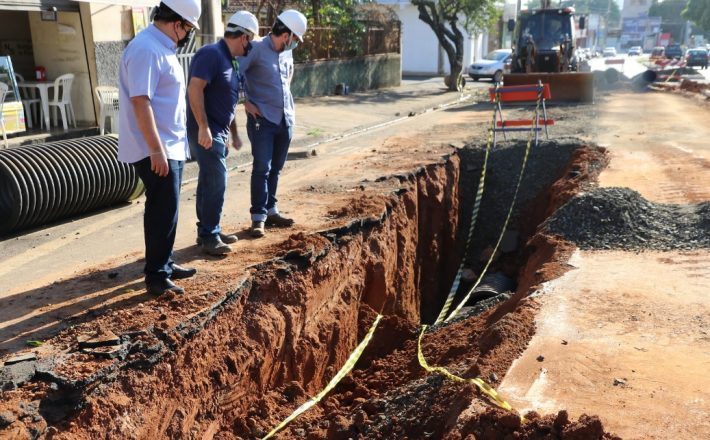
[459,138,600,262]
[544,187,710,251]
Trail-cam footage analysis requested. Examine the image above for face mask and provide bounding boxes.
[243,40,253,57]
[284,39,299,51]
[177,25,194,48]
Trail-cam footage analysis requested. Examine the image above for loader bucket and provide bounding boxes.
[503,72,594,102]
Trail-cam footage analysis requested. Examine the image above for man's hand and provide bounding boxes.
[244,100,262,118]
[231,135,242,151]
[198,125,213,149]
[150,149,169,177]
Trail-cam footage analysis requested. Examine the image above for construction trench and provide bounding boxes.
[0,135,654,439]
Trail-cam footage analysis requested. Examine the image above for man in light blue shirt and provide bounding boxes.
[238,10,307,238]
[117,0,201,296]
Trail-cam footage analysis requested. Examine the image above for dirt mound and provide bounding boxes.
[679,79,710,94]
[544,187,710,250]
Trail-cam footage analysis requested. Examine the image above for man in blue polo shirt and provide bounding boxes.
[117,0,201,296]
[187,11,258,255]
[238,10,307,238]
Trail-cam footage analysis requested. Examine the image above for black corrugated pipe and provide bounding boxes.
[0,136,143,235]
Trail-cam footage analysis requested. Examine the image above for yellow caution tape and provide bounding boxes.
[417,325,513,411]
[262,314,383,440]
[444,85,542,323]
[435,87,499,325]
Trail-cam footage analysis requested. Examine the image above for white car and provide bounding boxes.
[603,47,617,57]
[468,49,512,83]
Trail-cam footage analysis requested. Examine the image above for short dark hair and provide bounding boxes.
[151,2,184,24]
[224,29,247,40]
[271,19,291,37]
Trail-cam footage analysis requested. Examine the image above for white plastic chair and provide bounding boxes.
[95,86,119,135]
[15,73,41,129]
[47,73,76,131]
[0,82,8,148]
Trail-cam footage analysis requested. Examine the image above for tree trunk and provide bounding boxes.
[446,58,464,91]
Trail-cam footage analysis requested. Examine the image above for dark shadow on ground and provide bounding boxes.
[0,244,203,356]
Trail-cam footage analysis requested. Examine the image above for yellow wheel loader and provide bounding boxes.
[505,3,594,102]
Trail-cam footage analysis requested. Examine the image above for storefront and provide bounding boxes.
[0,1,156,137]
[0,0,221,139]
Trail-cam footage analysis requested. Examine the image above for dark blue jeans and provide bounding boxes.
[246,114,292,221]
[191,133,228,241]
[133,157,183,283]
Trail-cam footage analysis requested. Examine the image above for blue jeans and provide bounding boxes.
[191,133,228,241]
[246,114,292,221]
[133,157,183,283]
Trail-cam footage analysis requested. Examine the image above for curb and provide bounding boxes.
[181,92,473,187]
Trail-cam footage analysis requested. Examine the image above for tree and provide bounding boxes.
[559,0,621,28]
[411,0,499,91]
[682,0,710,32]
[650,0,688,42]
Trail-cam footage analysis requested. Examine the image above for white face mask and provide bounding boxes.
[284,34,299,51]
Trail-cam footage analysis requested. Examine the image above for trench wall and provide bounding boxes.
[58,155,459,438]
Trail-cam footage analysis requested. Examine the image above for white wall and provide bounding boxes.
[388,2,485,75]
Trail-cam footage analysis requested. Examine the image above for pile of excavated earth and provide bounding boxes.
[1,82,708,439]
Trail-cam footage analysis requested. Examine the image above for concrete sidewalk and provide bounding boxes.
[182,76,471,181]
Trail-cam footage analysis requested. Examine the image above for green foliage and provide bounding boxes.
[650,0,687,19]
[682,0,710,32]
[292,0,366,62]
[559,0,621,27]
[650,0,688,42]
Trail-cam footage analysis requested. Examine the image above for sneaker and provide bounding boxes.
[265,213,295,227]
[196,233,238,245]
[201,237,233,255]
[146,278,184,296]
[250,221,265,238]
[170,264,197,280]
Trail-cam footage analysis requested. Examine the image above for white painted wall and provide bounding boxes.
[88,4,135,42]
[382,1,488,76]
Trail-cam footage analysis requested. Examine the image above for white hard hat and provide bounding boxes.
[162,0,201,30]
[277,9,307,42]
[227,11,259,37]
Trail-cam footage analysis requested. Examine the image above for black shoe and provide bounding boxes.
[146,278,184,296]
[170,264,197,280]
[265,213,295,227]
[196,233,238,245]
[250,221,265,238]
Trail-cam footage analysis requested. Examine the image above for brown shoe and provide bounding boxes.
[196,233,238,245]
[250,221,265,238]
[265,213,295,227]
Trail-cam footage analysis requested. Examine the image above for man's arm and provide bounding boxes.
[130,96,168,177]
[187,77,213,149]
[229,113,242,151]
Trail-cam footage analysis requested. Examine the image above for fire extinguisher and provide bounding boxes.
[34,66,46,81]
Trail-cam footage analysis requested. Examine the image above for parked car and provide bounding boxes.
[664,44,684,59]
[685,48,709,69]
[468,49,512,83]
[602,47,617,57]
[627,46,642,56]
[650,46,665,60]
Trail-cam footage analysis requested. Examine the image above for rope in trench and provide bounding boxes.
[262,83,544,437]
[417,82,544,416]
